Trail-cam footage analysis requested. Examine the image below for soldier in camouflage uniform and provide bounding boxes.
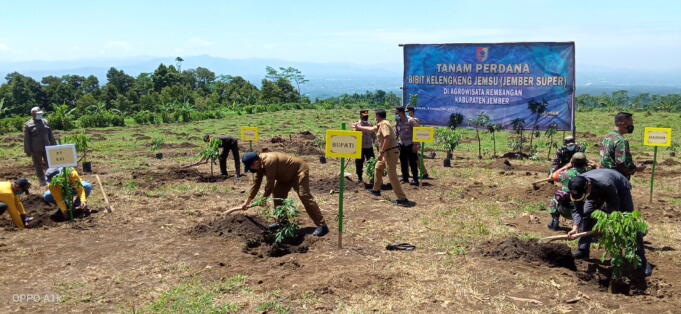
[550,135,585,174]
[599,112,645,179]
[547,152,592,230]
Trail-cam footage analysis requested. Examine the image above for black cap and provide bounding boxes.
[360,109,369,116]
[395,107,405,112]
[15,178,31,194]
[406,106,415,112]
[242,152,259,172]
[203,134,211,142]
[568,176,589,201]
[45,167,62,183]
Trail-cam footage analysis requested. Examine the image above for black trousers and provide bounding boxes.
[219,142,241,175]
[355,148,375,180]
[399,144,419,182]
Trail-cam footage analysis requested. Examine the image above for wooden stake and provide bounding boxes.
[95,175,113,213]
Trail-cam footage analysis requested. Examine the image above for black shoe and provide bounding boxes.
[642,261,654,277]
[400,179,409,183]
[393,199,411,206]
[572,249,589,260]
[235,174,245,178]
[409,180,419,186]
[267,223,280,230]
[422,174,431,180]
[312,225,329,237]
[547,217,560,230]
[21,214,33,227]
[366,189,381,196]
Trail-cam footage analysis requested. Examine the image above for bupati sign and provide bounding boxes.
[325,130,362,159]
[403,42,575,130]
[45,144,78,168]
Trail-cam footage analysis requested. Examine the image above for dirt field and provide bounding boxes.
[1,110,680,313]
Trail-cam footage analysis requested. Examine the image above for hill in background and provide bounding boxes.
[1,55,680,98]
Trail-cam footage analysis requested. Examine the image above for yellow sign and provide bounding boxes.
[240,126,259,141]
[325,130,362,159]
[643,127,672,147]
[413,127,435,143]
[45,144,78,168]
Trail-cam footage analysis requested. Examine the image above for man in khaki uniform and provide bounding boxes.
[353,109,411,206]
[23,107,56,186]
[240,152,328,236]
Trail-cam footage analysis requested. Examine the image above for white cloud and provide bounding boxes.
[0,43,8,51]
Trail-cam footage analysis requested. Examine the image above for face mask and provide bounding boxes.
[566,144,576,151]
[14,190,23,195]
[395,114,400,120]
[35,114,44,119]
[627,125,635,133]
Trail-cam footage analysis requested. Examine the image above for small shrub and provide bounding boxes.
[592,210,648,279]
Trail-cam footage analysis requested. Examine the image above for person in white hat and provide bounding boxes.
[23,107,56,186]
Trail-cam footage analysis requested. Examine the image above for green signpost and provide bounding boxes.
[325,124,362,248]
[413,127,435,184]
[643,127,672,203]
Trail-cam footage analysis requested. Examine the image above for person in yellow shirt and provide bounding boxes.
[0,178,33,228]
[43,167,93,220]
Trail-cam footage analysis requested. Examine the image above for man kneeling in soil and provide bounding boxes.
[0,178,33,228]
[567,168,652,276]
[547,152,592,230]
[44,167,93,221]
[239,152,329,237]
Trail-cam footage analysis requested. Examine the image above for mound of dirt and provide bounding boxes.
[0,194,96,229]
[131,167,231,187]
[661,158,681,167]
[190,214,314,257]
[500,152,531,159]
[481,237,576,270]
[298,130,316,140]
[270,136,286,143]
[0,164,35,180]
[160,142,198,149]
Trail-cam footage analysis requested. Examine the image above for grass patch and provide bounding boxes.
[141,275,247,313]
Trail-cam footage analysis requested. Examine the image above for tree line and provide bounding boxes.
[0,61,400,134]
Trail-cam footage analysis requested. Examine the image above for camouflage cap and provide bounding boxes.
[571,152,587,162]
[564,135,575,143]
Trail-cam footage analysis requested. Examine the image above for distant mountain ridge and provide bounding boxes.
[1,55,680,98]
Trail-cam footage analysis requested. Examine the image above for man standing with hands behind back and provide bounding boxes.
[24,107,57,186]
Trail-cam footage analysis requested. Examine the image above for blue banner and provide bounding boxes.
[403,42,575,130]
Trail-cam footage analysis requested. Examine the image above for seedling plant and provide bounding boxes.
[260,197,300,244]
[49,167,82,221]
[196,138,220,177]
[592,209,648,279]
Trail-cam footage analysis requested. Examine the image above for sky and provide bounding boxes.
[0,0,680,71]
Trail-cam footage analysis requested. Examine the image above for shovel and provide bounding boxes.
[538,231,594,243]
[222,204,259,216]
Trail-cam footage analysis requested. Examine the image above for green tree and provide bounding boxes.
[469,112,490,159]
[510,118,526,153]
[486,123,503,157]
[527,99,547,153]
